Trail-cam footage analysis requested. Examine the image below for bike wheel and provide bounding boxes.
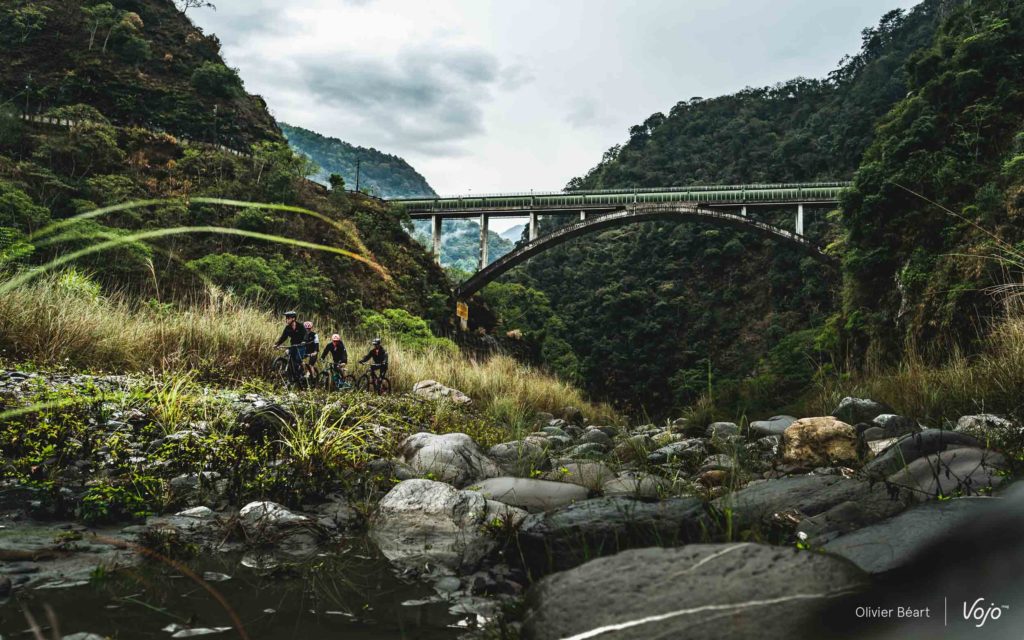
[341,374,356,390]
[376,377,391,395]
[356,374,371,392]
[272,357,290,386]
[317,370,332,391]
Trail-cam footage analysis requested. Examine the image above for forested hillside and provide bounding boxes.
[280,123,437,198]
[409,218,515,272]
[494,0,955,416]
[0,0,451,327]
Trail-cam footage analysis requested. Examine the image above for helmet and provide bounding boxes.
[303,321,313,329]
[331,334,341,342]
[284,311,297,318]
[372,337,382,346]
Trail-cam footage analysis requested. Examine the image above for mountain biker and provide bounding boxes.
[359,338,389,378]
[274,311,307,380]
[303,321,320,368]
[321,333,348,368]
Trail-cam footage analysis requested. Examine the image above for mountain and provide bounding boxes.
[489,0,955,416]
[501,224,527,243]
[0,0,451,324]
[280,123,437,198]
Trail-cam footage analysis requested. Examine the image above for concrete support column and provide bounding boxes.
[741,205,747,217]
[580,210,586,221]
[479,214,489,270]
[796,204,805,236]
[431,215,442,263]
[529,212,538,241]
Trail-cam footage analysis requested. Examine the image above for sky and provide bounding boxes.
[191,0,920,230]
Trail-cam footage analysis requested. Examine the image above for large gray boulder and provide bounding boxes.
[749,415,796,438]
[955,413,1021,449]
[488,439,550,477]
[647,439,707,466]
[470,477,588,513]
[521,544,868,640]
[516,496,706,575]
[832,397,893,425]
[369,479,526,572]
[712,475,910,537]
[822,497,997,574]
[863,429,981,478]
[411,379,472,404]
[887,447,1007,501]
[400,432,500,487]
[866,414,920,439]
[706,422,740,439]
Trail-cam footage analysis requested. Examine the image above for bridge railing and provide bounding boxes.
[391,181,851,202]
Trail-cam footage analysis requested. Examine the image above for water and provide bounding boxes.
[0,538,473,640]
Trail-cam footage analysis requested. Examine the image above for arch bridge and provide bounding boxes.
[389,182,847,301]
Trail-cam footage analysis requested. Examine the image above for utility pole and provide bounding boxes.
[355,158,361,192]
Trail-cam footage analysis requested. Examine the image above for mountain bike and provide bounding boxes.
[356,364,391,395]
[272,345,309,389]
[318,362,356,392]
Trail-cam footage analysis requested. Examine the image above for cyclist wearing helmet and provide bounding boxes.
[358,338,389,376]
[274,311,307,380]
[321,333,348,366]
[303,321,320,367]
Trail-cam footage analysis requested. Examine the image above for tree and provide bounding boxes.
[328,173,345,191]
[2,4,51,43]
[175,1,216,14]
[82,3,118,52]
[191,61,242,98]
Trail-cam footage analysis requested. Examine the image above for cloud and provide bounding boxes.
[565,97,611,129]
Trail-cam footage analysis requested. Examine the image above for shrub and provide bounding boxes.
[191,61,242,98]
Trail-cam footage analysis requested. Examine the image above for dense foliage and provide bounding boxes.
[501,0,953,417]
[280,123,437,198]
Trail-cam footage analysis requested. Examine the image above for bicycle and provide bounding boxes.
[272,345,310,389]
[318,362,356,392]
[356,364,391,395]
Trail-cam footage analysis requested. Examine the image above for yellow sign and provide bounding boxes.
[456,301,469,320]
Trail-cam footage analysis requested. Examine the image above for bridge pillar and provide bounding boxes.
[580,210,586,221]
[741,205,747,217]
[431,215,442,262]
[479,214,489,269]
[529,212,538,241]
[796,204,804,236]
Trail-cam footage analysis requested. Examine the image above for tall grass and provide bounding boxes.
[0,272,617,424]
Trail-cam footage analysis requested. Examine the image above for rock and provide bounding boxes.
[699,469,730,487]
[887,447,1007,501]
[706,421,740,439]
[822,497,997,574]
[470,477,588,513]
[713,475,910,537]
[866,437,899,457]
[647,439,707,466]
[869,414,920,439]
[412,379,472,405]
[749,415,796,438]
[235,402,294,440]
[612,434,654,462]
[542,462,616,491]
[61,634,108,640]
[176,506,214,518]
[601,471,668,499]
[580,429,613,447]
[239,501,309,529]
[860,426,887,441]
[533,412,555,427]
[783,416,858,468]
[698,453,736,473]
[168,472,227,507]
[745,435,782,467]
[521,544,868,640]
[863,429,981,479]
[400,432,500,488]
[488,440,550,477]
[516,496,706,575]
[369,479,526,572]
[540,426,569,438]
[954,413,1021,448]
[832,396,893,425]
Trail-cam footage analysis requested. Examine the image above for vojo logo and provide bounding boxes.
[963,598,1009,628]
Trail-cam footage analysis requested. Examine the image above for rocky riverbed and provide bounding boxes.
[0,370,1021,638]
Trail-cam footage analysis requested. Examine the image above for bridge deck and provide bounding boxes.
[392,182,849,217]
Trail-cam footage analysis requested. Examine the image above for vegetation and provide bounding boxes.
[409,217,516,272]
[280,123,436,198]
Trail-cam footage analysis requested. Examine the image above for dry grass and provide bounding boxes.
[0,271,618,425]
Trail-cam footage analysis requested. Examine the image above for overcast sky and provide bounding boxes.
[191,0,920,208]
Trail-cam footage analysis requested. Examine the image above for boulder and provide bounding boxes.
[749,415,796,438]
[822,497,997,574]
[470,477,588,513]
[488,440,550,477]
[783,417,858,468]
[542,462,616,491]
[370,479,527,572]
[713,475,910,536]
[237,501,320,556]
[832,397,893,425]
[400,432,500,487]
[562,443,607,459]
[868,414,920,439]
[887,447,1007,501]
[863,429,981,479]
[235,401,294,440]
[601,471,669,499]
[954,413,1021,449]
[698,453,736,473]
[411,379,472,405]
[706,422,740,439]
[515,496,706,575]
[647,439,707,466]
[580,429,613,447]
[521,544,868,640]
